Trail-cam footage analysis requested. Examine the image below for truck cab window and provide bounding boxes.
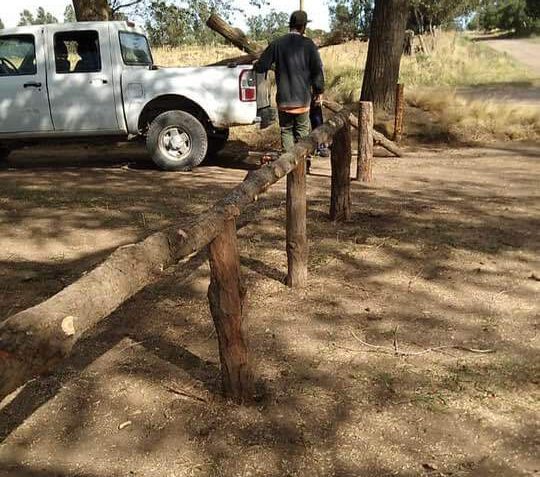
[119,32,152,66]
[54,31,101,74]
[0,35,36,76]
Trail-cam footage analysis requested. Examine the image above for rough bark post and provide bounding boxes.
[393,83,405,142]
[404,30,415,56]
[323,99,404,158]
[208,217,253,403]
[360,0,409,112]
[418,35,430,55]
[330,124,352,221]
[72,0,110,21]
[286,159,308,288]
[357,101,374,182]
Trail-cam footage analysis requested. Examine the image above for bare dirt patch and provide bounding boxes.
[0,141,539,476]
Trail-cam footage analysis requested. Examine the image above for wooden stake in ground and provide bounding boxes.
[208,216,253,402]
[393,83,405,142]
[330,124,352,221]
[357,101,374,182]
[286,159,308,288]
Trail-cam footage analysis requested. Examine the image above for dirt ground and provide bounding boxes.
[0,137,538,476]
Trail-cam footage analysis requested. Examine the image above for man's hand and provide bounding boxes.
[313,94,323,105]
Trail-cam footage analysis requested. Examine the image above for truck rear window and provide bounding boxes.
[119,32,152,66]
[54,31,101,74]
[0,35,36,76]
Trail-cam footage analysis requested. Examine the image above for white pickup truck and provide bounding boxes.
[0,21,271,170]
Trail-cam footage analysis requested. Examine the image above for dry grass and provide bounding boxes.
[407,87,540,142]
[153,33,539,144]
[153,44,240,66]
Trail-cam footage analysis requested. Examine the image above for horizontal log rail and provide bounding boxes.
[0,109,353,402]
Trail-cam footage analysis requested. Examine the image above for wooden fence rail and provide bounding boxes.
[0,109,354,403]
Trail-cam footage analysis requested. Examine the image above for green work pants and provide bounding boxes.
[278,110,311,152]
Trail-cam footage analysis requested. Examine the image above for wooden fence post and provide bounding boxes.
[286,159,307,288]
[393,83,405,142]
[208,217,253,403]
[330,124,352,222]
[357,101,374,182]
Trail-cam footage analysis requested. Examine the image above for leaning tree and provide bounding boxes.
[360,0,409,112]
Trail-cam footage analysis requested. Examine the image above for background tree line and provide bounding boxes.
[0,0,538,41]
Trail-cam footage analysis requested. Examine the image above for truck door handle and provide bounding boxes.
[90,78,108,85]
[23,82,42,88]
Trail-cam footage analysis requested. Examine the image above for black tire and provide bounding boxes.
[207,128,230,156]
[146,110,208,171]
[0,145,11,161]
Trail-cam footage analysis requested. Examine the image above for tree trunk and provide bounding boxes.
[208,218,253,403]
[360,0,409,113]
[72,0,110,21]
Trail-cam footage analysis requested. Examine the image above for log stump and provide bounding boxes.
[208,217,253,402]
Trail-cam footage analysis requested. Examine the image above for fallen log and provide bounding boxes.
[323,100,405,158]
[0,109,351,401]
[206,14,259,56]
[206,14,351,67]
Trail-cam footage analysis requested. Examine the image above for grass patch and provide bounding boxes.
[407,87,540,142]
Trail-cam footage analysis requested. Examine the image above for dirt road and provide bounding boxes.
[483,38,540,76]
[457,38,540,107]
[1,142,538,477]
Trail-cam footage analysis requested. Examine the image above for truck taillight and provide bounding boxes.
[239,69,256,102]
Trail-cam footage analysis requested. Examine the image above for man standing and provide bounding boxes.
[254,10,325,153]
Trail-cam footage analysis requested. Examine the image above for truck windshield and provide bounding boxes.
[119,32,152,66]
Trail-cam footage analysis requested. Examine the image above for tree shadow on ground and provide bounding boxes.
[0,147,538,476]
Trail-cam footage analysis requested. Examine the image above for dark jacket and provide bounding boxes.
[254,32,325,109]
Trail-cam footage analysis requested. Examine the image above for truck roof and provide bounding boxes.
[0,21,144,36]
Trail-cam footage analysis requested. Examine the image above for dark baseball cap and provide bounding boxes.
[289,10,311,28]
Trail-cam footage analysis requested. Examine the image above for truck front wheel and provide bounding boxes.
[147,110,208,171]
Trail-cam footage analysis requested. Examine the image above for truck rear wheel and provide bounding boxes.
[0,145,11,161]
[207,128,229,157]
[147,110,208,171]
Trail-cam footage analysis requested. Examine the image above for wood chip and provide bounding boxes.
[118,420,132,430]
